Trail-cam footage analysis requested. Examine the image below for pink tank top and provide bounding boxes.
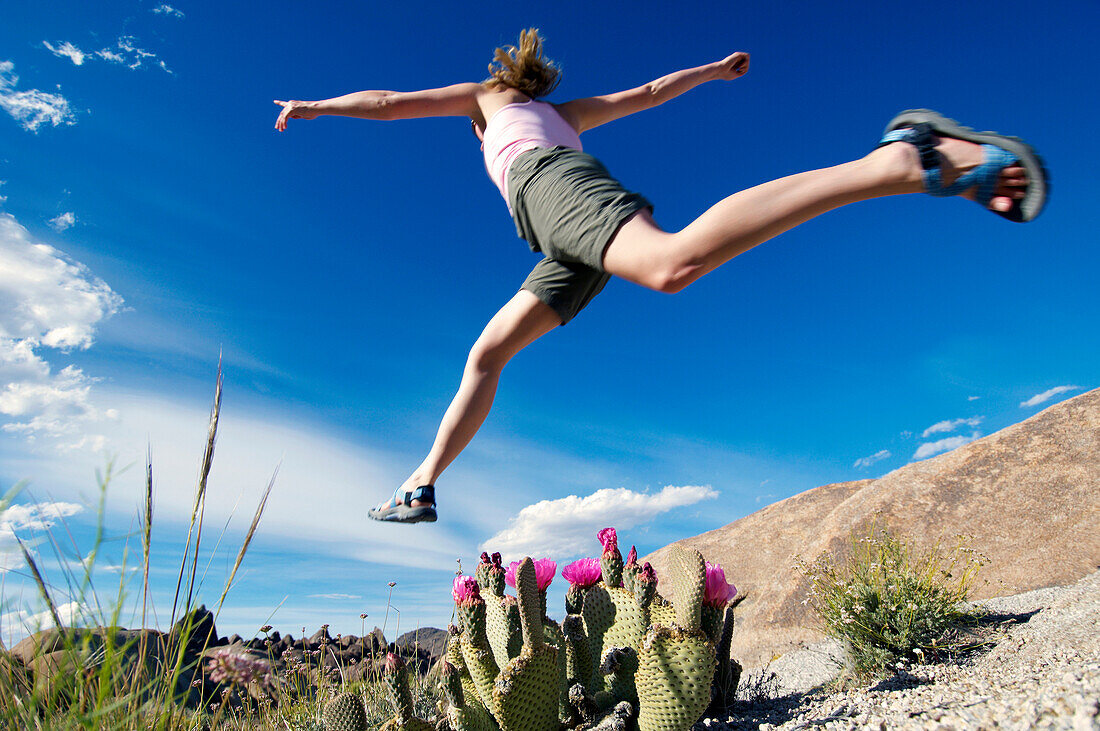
[481,99,582,203]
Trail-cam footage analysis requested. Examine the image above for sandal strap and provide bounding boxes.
[879,122,939,172]
[879,126,1019,204]
[409,484,436,507]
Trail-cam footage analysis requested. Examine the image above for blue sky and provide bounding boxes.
[1,0,1097,642]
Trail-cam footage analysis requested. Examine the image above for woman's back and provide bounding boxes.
[481,99,582,200]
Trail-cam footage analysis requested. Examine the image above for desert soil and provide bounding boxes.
[700,569,1100,730]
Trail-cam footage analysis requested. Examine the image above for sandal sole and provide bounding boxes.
[368,505,438,524]
[885,109,1050,222]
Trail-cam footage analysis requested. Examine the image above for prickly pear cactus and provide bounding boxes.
[445,624,491,722]
[481,554,523,669]
[455,579,502,719]
[491,558,560,731]
[635,547,716,731]
[380,652,435,731]
[457,529,736,731]
[441,660,497,731]
[322,691,368,731]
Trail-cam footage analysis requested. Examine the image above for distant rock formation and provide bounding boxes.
[646,388,1100,668]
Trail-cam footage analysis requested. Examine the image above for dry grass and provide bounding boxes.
[0,366,441,729]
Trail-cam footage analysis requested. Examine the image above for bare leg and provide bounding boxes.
[382,290,561,508]
[603,139,1029,292]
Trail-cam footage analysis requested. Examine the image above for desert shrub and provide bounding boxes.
[796,525,986,678]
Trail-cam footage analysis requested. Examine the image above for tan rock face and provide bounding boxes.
[645,388,1100,668]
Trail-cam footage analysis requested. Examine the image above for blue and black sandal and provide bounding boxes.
[367,485,437,524]
[878,109,1049,222]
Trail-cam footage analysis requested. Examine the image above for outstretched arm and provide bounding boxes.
[555,52,749,134]
[274,82,482,131]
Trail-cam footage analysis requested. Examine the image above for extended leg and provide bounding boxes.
[385,290,561,508]
[603,137,1028,292]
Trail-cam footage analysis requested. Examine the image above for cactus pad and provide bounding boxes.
[636,626,715,731]
[491,558,559,731]
[582,583,647,697]
[668,547,706,632]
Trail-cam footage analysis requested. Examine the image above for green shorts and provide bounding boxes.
[507,147,652,325]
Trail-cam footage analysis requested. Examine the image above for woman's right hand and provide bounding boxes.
[273,100,320,131]
[714,52,750,81]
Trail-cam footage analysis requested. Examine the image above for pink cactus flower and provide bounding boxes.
[703,561,737,607]
[626,545,638,566]
[597,527,618,555]
[452,575,480,604]
[561,557,602,588]
[504,558,557,591]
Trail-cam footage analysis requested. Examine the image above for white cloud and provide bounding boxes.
[481,485,718,560]
[308,593,362,601]
[921,416,983,438]
[0,61,75,132]
[968,395,980,401]
[1020,386,1080,408]
[43,41,87,66]
[152,4,185,18]
[853,449,891,469]
[0,180,6,204]
[912,432,980,460]
[48,211,76,232]
[0,213,122,448]
[0,501,85,573]
[1,601,85,643]
[96,36,171,73]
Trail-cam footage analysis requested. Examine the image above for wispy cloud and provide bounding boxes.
[481,485,718,560]
[921,416,983,438]
[1020,386,1080,408]
[912,432,980,460]
[0,61,75,132]
[853,449,891,469]
[968,395,980,401]
[0,212,122,449]
[152,4,185,18]
[0,180,7,204]
[307,593,362,601]
[96,36,171,73]
[42,41,87,66]
[48,211,76,232]
[41,36,172,74]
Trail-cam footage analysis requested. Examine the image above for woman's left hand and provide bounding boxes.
[715,52,750,81]
[273,100,320,131]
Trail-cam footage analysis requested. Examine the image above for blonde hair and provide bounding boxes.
[484,28,561,99]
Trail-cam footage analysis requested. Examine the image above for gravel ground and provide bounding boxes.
[699,570,1100,730]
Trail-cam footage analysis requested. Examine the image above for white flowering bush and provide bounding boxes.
[796,526,986,677]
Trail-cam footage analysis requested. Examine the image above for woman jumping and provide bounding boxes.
[274,29,1047,524]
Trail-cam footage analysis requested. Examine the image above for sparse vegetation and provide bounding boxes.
[796,524,988,679]
[0,369,441,729]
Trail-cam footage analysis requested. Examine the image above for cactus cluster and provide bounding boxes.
[440,529,741,731]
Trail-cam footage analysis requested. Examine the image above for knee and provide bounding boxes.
[649,261,703,294]
[468,336,511,375]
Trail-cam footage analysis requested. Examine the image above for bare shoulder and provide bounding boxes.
[472,86,535,127]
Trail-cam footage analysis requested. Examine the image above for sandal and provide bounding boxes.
[367,485,437,524]
[877,109,1049,222]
